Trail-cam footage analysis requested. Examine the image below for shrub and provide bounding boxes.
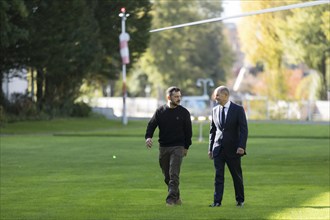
[0,105,7,125]
[71,102,91,117]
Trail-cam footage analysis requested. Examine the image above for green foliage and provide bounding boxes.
[0,0,29,105]
[71,102,91,117]
[279,4,330,100]
[0,0,28,66]
[130,0,233,96]
[238,1,292,100]
[25,0,103,111]
[6,93,36,115]
[239,1,330,100]
[126,70,149,97]
[126,48,164,97]
[0,105,6,125]
[1,0,152,117]
[1,120,329,219]
[92,0,152,78]
[0,93,49,122]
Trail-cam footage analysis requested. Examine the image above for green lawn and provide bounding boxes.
[0,118,329,220]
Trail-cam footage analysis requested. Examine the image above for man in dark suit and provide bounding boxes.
[208,86,248,207]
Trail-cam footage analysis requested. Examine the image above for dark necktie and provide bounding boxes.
[221,106,225,129]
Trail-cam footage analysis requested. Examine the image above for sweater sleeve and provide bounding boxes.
[184,110,192,149]
[145,109,158,139]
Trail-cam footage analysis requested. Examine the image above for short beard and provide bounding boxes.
[170,100,180,108]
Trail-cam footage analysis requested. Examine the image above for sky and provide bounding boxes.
[222,0,242,23]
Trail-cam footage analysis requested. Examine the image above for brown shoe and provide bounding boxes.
[175,198,182,205]
[166,202,175,207]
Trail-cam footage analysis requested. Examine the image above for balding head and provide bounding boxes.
[213,86,230,106]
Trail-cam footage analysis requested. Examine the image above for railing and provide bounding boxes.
[89,97,329,122]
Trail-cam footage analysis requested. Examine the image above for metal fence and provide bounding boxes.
[90,97,329,122]
[242,98,329,122]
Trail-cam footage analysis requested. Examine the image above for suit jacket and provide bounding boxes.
[209,101,248,158]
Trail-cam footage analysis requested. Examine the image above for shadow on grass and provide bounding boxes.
[300,206,330,209]
[53,133,143,137]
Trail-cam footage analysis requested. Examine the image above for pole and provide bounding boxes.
[5,73,9,100]
[122,63,127,125]
[31,68,35,101]
[203,81,207,96]
[121,12,127,125]
[196,78,214,96]
[119,8,129,125]
[197,116,207,142]
[198,121,203,142]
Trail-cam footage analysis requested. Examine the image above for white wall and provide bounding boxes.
[90,97,158,118]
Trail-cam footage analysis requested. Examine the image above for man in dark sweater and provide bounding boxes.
[145,86,192,206]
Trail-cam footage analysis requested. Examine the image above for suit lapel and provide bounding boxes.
[214,105,221,129]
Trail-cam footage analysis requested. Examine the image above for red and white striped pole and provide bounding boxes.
[119,7,130,125]
[120,32,130,65]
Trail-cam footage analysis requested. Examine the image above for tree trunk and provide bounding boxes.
[0,71,11,109]
[0,72,5,107]
[318,54,328,100]
[36,68,44,111]
[44,73,58,115]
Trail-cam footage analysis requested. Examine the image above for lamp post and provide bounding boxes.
[145,84,151,97]
[119,8,130,125]
[196,78,214,142]
[197,116,207,142]
[196,78,214,96]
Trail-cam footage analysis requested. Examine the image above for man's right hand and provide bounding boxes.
[145,138,153,148]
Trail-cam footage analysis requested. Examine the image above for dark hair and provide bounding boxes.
[166,86,181,97]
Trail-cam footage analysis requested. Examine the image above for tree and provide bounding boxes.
[238,1,291,100]
[239,1,329,100]
[131,0,233,96]
[280,4,330,100]
[23,0,102,114]
[91,0,152,79]
[0,0,29,106]
[1,0,152,116]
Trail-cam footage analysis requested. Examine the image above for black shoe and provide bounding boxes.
[236,201,244,207]
[209,202,221,207]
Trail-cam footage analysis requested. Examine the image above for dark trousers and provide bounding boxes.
[159,146,184,203]
[213,150,244,204]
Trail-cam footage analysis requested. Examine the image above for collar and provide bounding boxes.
[222,101,231,109]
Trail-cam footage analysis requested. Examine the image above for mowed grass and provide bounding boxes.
[0,118,329,220]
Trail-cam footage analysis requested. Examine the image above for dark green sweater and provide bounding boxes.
[145,104,192,149]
